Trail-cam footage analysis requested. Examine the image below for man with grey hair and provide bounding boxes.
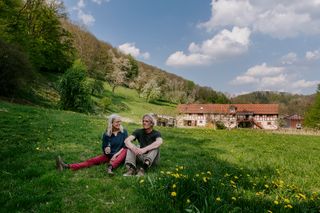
[123,114,163,176]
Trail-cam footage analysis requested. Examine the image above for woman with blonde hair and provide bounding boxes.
[56,114,128,175]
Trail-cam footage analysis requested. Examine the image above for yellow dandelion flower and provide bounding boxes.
[139,179,144,184]
[284,204,293,209]
[172,184,176,189]
[186,198,191,203]
[284,198,290,203]
[171,192,177,197]
[255,192,263,196]
[216,197,221,202]
[274,200,279,205]
[298,193,306,200]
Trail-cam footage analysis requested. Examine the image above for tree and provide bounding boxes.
[106,57,126,94]
[58,60,92,112]
[4,0,74,72]
[126,55,139,81]
[141,79,161,102]
[304,85,320,129]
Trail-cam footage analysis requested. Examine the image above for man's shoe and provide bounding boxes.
[107,165,114,176]
[56,156,69,171]
[136,167,145,177]
[123,167,136,176]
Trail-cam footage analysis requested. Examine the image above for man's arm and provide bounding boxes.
[124,135,138,153]
[138,137,163,155]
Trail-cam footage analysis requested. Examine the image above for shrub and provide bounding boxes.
[90,79,105,96]
[58,60,92,112]
[99,97,112,111]
[0,39,33,96]
[216,121,226,130]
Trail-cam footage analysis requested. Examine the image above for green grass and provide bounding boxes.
[16,72,177,123]
[1,100,319,212]
[101,84,177,122]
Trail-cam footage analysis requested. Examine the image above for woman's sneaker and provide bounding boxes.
[107,165,114,176]
[56,156,69,171]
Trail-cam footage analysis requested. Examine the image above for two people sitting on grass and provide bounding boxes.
[56,113,163,176]
[56,114,128,176]
[123,114,163,176]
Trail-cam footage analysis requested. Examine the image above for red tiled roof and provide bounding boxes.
[177,104,279,114]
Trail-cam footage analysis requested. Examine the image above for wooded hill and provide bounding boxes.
[61,20,229,104]
[231,91,315,116]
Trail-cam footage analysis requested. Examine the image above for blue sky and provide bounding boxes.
[62,0,320,96]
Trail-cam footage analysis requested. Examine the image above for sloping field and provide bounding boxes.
[0,101,319,212]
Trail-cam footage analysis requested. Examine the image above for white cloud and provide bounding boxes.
[245,63,285,77]
[118,43,150,60]
[230,62,319,93]
[291,80,320,89]
[260,74,287,88]
[91,0,111,4]
[71,0,111,26]
[230,75,259,85]
[72,0,95,26]
[281,52,298,65]
[199,0,256,30]
[200,0,320,38]
[77,10,95,26]
[166,27,251,67]
[77,0,85,8]
[166,52,210,66]
[305,50,320,60]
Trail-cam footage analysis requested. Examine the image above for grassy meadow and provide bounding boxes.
[1,100,320,212]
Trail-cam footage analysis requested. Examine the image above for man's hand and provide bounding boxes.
[135,147,147,155]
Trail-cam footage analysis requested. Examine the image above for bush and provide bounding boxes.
[216,121,226,130]
[99,97,112,111]
[0,39,33,96]
[58,60,92,112]
[90,79,104,96]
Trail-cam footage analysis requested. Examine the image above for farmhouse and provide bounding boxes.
[177,104,279,130]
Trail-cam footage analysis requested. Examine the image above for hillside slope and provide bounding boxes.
[231,91,315,115]
[1,101,319,212]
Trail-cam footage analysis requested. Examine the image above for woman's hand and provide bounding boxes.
[110,155,116,163]
[104,146,111,154]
